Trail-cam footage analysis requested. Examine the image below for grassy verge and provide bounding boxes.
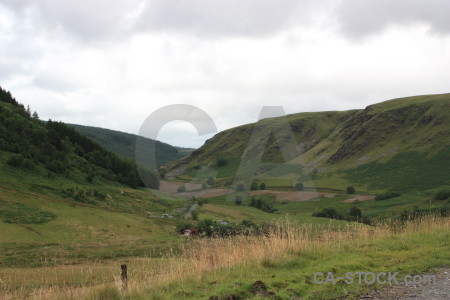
[1,216,448,299]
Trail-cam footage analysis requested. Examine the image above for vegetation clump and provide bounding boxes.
[375,192,401,201]
[433,189,450,200]
[294,182,304,191]
[249,197,277,213]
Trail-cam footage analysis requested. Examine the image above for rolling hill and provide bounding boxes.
[68,124,193,168]
[162,93,450,193]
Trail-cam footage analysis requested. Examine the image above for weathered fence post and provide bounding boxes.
[121,264,128,290]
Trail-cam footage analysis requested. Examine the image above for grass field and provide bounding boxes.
[1,216,448,299]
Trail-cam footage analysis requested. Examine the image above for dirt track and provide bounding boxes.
[361,268,449,299]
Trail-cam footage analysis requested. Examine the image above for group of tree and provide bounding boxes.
[249,197,277,213]
[312,206,371,224]
[176,219,268,237]
[0,86,159,189]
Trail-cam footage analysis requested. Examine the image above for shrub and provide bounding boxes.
[313,208,343,220]
[349,206,362,219]
[434,189,450,200]
[236,183,245,192]
[250,182,258,190]
[375,192,401,201]
[259,183,266,190]
[294,182,304,191]
[216,157,228,167]
[207,177,215,186]
[177,185,186,193]
[346,186,355,194]
[235,196,242,205]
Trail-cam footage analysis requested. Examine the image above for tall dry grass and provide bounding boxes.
[1,215,448,299]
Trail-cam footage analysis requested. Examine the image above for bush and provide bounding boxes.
[346,186,355,194]
[294,182,304,191]
[250,182,258,190]
[259,183,266,190]
[313,207,343,220]
[236,183,245,191]
[434,189,450,200]
[375,192,401,201]
[7,154,35,169]
[349,206,362,219]
[177,185,186,193]
[235,196,242,205]
[207,177,215,186]
[216,157,228,167]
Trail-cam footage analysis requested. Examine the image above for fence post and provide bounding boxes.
[121,264,128,290]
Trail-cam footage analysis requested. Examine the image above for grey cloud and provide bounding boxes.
[137,0,314,37]
[336,0,450,38]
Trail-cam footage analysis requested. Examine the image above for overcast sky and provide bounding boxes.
[1,0,450,148]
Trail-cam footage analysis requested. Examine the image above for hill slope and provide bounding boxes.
[163,94,450,192]
[69,124,192,167]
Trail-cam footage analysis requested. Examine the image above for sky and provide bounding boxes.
[1,0,450,148]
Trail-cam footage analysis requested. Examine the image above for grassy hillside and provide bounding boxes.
[163,94,450,193]
[69,124,192,168]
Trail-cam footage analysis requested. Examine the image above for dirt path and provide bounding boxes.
[360,268,449,299]
[249,190,335,202]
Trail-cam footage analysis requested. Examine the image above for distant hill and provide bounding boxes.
[162,94,450,193]
[0,86,158,189]
[68,124,193,168]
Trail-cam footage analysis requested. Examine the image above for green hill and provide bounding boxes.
[0,86,186,266]
[163,94,450,193]
[68,124,193,168]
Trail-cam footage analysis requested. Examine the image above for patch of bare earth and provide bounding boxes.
[177,189,234,199]
[343,195,375,203]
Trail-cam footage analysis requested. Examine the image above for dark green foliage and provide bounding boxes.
[346,186,355,194]
[259,183,266,190]
[207,177,215,186]
[0,203,56,224]
[434,189,450,200]
[313,206,371,224]
[177,185,186,193]
[248,197,277,213]
[234,196,242,205]
[313,207,343,219]
[216,157,228,167]
[69,124,190,167]
[375,192,401,201]
[7,154,35,169]
[294,182,304,191]
[177,219,267,237]
[250,182,258,191]
[236,183,245,191]
[349,206,362,218]
[0,86,144,188]
[399,207,450,221]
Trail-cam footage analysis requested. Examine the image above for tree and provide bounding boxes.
[216,157,228,167]
[294,182,304,191]
[349,206,362,219]
[32,111,40,120]
[207,177,215,186]
[259,182,266,190]
[235,196,242,205]
[346,186,355,194]
[236,183,245,191]
[177,185,186,193]
[250,182,258,190]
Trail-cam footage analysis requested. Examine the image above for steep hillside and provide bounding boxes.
[69,124,192,167]
[0,86,158,189]
[163,94,450,192]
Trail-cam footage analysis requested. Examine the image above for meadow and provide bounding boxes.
[0,215,448,299]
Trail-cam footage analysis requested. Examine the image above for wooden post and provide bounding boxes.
[121,264,128,290]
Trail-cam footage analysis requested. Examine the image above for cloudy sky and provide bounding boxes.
[1,0,450,147]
